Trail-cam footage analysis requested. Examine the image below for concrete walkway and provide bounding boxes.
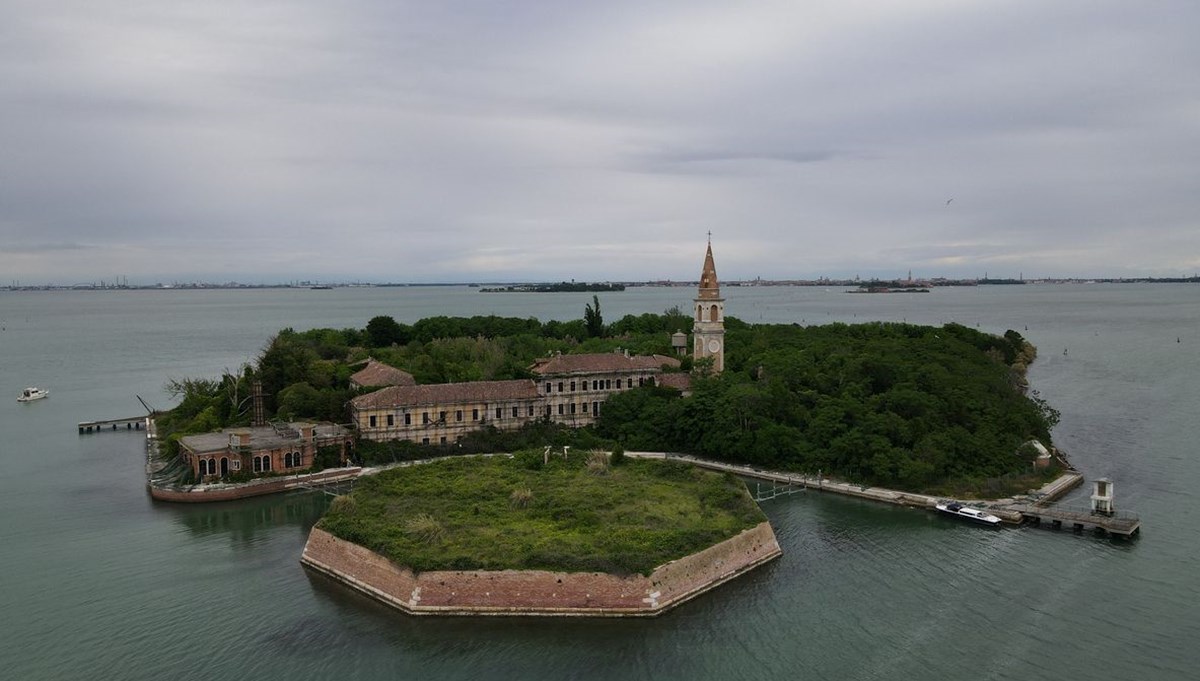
[626,450,1083,525]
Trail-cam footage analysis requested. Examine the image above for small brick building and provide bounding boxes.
[179,421,352,481]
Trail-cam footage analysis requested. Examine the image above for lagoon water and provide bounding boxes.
[1,284,1197,680]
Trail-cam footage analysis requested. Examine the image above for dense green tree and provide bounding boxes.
[156,311,1053,494]
[255,331,319,414]
[366,315,407,347]
[597,321,1054,490]
[584,295,605,338]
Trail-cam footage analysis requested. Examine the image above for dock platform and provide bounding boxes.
[1008,503,1141,537]
[79,416,147,434]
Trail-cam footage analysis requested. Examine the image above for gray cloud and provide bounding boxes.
[2,0,1198,284]
[0,242,88,254]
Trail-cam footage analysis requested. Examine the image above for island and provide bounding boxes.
[145,240,1070,614]
[479,282,625,292]
[151,240,1060,502]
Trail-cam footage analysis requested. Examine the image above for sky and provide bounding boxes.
[2,0,1199,284]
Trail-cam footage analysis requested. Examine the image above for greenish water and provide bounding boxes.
[1,285,1197,680]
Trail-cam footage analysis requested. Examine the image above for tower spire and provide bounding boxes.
[693,238,725,373]
[698,239,720,300]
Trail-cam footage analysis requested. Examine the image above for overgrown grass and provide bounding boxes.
[925,463,1066,499]
[318,452,766,576]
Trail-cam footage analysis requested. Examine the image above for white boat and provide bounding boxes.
[17,387,49,402]
[935,501,1001,526]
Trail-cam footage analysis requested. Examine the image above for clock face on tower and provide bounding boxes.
[707,339,721,353]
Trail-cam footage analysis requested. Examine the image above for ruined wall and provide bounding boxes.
[301,522,781,616]
[644,520,782,610]
[148,467,361,503]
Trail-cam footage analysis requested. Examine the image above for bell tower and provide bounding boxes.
[693,235,725,373]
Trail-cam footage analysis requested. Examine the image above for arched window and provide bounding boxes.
[293,451,302,467]
[710,305,719,322]
[262,456,271,472]
[284,452,292,468]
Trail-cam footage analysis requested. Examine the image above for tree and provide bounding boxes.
[584,295,604,338]
[366,315,406,347]
[256,332,319,414]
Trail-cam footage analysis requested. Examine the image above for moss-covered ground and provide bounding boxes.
[317,451,766,576]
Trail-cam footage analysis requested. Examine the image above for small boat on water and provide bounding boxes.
[935,501,1001,527]
[17,387,49,402]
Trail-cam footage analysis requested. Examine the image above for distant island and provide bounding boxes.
[479,282,625,293]
[6,276,1200,291]
[849,285,930,294]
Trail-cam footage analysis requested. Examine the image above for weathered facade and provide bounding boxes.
[529,351,681,427]
[178,422,352,481]
[350,353,683,443]
[350,240,725,443]
[350,379,544,444]
[692,238,726,373]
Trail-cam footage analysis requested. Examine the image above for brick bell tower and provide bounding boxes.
[693,235,725,373]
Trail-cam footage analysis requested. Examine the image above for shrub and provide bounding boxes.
[510,487,533,508]
[329,494,357,515]
[404,513,445,543]
[586,450,610,475]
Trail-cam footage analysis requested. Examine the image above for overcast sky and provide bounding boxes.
[2,1,1198,284]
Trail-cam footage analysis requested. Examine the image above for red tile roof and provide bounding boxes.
[350,359,415,388]
[351,379,539,409]
[530,352,681,376]
[656,373,693,392]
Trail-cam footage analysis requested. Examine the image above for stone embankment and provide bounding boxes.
[148,467,363,503]
[300,521,782,616]
[625,451,1084,525]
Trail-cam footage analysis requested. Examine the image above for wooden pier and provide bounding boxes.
[1008,503,1141,537]
[79,416,147,434]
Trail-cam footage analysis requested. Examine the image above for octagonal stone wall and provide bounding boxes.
[300,521,781,616]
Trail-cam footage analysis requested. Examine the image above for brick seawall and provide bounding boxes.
[148,467,362,503]
[300,522,781,616]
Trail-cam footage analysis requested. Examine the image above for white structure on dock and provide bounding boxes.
[1091,478,1115,515]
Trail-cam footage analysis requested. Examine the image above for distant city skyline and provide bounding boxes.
[8,273,1199,291]
[3,1,1199,285]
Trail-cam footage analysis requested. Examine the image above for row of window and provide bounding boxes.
[197,451,305,477]
[363,376,663,431]
[543,376,653,394]
[252,452,303,472]
[369,404,540,429]
[199,458,220,476]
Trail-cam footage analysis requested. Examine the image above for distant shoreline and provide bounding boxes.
[479,283,625,293]
[5,278,1198,292]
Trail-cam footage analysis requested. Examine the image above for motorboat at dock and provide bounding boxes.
[936,501,1001,526]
